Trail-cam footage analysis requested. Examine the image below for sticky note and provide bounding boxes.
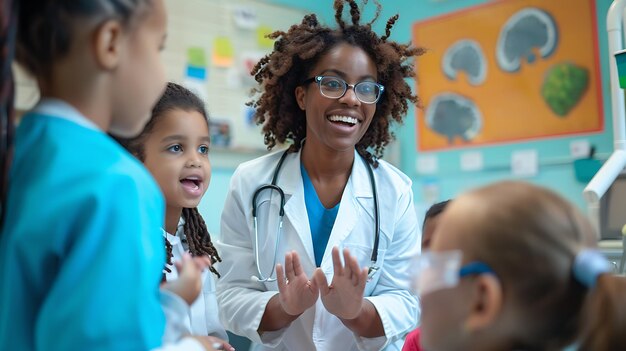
[187,47,207,67]
[256,25,274,49]
[212,37,235,68]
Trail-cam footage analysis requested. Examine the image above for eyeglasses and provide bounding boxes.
[302,75,385,104]
[411,250,495,296]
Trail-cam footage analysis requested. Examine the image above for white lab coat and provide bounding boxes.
[216,149,420,351]
[162,218,228,342]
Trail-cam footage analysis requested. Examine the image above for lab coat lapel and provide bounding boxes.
[280,151,316,266]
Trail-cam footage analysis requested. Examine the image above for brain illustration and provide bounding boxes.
[425,93,482,143]
[442,40,487,86]
[496,8,558,72]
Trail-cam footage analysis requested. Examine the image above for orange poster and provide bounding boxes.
[413,0,603,151]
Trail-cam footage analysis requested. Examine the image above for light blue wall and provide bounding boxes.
[198,169,230,238]
[200,0,615,237]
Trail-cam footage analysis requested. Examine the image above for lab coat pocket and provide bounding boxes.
[334,243,386,296]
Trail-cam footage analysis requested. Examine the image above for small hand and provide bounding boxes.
[189,335,235,351]
[313,247,368,320]
[162,253,210,305]
[190,255,213,270]
[276,251,319,316]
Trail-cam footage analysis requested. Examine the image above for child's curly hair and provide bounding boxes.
[249,0,425,166]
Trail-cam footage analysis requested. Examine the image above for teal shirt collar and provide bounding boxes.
[31,98,100,131]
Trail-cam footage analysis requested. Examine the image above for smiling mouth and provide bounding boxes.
[327,115,360,126]
[180,178,201,190]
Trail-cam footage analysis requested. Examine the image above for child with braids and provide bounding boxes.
[116,82,232,350]
[0,1,221,350]
[217,1,424,350]
[416,181,626,351]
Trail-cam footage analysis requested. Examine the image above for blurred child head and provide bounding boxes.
[17,0,167,136]
[418,181,626,351]
[421,200,450,250]
[117,82,221,276]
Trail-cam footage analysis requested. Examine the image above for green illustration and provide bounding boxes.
[541,63,589,117]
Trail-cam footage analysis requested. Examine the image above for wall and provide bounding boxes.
[12,0,309,238]
[267,0,615,217]
[11,0,307,239]
[16,0,613,237]
[163,0,307,237]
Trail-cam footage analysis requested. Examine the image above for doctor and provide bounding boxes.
[216,1,424,350]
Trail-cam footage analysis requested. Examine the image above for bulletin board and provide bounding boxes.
[412,0,603,151]
[163,0,306,151]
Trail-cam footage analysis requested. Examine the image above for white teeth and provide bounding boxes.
[328,115,358,125]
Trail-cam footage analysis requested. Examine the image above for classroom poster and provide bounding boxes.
[413,0,603,151]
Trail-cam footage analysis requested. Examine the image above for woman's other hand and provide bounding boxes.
[313,247,368,320]
[276,251,319,316]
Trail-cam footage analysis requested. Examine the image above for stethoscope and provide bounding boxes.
[251,149,380,282]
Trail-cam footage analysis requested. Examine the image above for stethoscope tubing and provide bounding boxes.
[251,150,380,282]
[253,215,282,282]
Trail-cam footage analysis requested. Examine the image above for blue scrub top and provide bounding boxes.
[301,165,339,267]
[0,103,166,350]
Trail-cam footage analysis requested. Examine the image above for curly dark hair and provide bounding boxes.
[248,0,425,166]
[115,82,221,278]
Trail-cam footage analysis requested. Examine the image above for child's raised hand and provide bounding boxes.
[188,255,212,271]
[163,253,210,305]
[190,335,235,351]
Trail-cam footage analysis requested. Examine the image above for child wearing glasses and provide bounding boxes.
[416,181,626,350]
[216,0,425,350]
[402,200,451,351]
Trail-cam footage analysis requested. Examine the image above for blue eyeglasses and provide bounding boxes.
[302,75,385,104]
[412,250,496,296]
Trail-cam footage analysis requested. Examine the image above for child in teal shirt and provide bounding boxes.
[0,1,216,350]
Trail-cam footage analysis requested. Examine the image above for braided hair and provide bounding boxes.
[182,207,221,278]
[115,82,221,277]
[249,0,425,166]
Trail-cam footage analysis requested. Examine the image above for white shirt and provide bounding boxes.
[163,217,228,341]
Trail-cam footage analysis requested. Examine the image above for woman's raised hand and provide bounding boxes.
[313,247,368,320]
[276,251,319,316]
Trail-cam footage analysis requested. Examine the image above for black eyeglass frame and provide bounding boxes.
[302,75,385,104]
